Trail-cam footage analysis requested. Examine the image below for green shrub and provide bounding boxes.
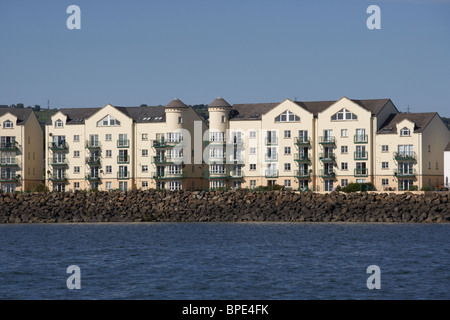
[341,182,375,193]
[31,183,49,193]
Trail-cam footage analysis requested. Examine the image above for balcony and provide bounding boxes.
[294,137,310,146]
[265,137,278,146]
[204,140,226,148]
[85,174,101,181]
[49,141,68,151]
[393,152,416,161]
[117,155,130,164]
[294,153,310,162]
[295,170,310,178]
[85,141,101,149]
[319,153,335,162]
[265,170,279,178]
[152,171,185,179]
[0,175,19,182]
[354,151,368,160]
[319,169,335,178]
[117,171,130,180]
[205,171,229,179]
[49,173,67,182]
[230,171,244,179]
[227,138,244,146]
[394,168,417,177]
[85,157,101,166]
[152,140,169,148]
[354,135,368,144]
[117,139,130,148]
[49,158,68,166]
[265,153,278,162]
[0,141,19,151]
[354,168,369,177]
[319,136,335,145]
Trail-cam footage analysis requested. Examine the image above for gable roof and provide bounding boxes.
[0,107,33,125]
[229,98,393,121]
[445,142,450,152]
[46,105,167,125]
[377,112,437,134]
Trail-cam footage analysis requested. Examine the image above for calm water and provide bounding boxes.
[0,223,448,299]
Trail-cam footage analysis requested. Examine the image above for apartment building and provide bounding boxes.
[45,100,207,191]
[206,96,450,191]
[0,107,43,192]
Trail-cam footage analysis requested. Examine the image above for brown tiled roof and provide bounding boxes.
[229,103,280,120]
[47,105,167,125]
[166,98,188,109]
[377,112,437,134]
[0,107,33,125]
[208,97,231,108]
[445,142,450,152]
[229,98,393,121]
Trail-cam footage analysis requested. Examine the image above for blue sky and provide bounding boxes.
[0,0,449,116]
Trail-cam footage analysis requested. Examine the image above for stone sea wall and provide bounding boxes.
[0,190,449,223]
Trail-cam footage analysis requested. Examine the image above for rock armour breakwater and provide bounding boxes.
[0,190,449,223]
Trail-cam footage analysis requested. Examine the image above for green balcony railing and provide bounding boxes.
[319,153,335,162]
[294,170,310,178]
[49,158,68,166]
[319,169,335,178]
[318,136,335,145]
[265,170,279,178]
[85,141,101,149]
[265,137,278,146]
[394,168,416,177]
[294,153,310,162]
[117,171,130,179]
[354,135,368,144]
[354,168,368,177]
[117,139,130,148]
[205,171,229,179]
[393,152,416,161]
[152,140,168,148]
[354,151,368,160]
[49,173,67,182]
[152,171,185,179]
[0,175,20,182]
[117,155,130,164]
[294,137,310,146]
[49,141,68,150]
[85,157,101,166]
[0,141,19,151]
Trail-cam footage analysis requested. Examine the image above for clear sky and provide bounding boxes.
[0,0,449,116]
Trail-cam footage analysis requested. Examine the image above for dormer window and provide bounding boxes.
[55,119,64,128]
[97,115,120,127]
[331,108,357,121]
[3,120,13,128]
[275,110,300,122]
[400,127,410,136]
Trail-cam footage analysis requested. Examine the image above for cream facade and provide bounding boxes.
[45,100,207,191]
[0,108,43,192]
[206,97,450,192]
[445,142,450,188]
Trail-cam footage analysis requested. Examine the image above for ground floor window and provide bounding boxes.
[299,180,308,191]
[142,181,148,188]
[382,179,389,188]
[210,180,225,190]
[399,179,414,191]
[1,183,15,193]
[156,181,165,189]
[232,180,241,189]
[90,182,99,190]
[168,180,182,191]
[74,182,80,190]
[250,180,256,188]
[53,183,65,192]
[324,179,333,191]
[267,180,276,186]
[284,179,291,187]
[119,181,128,191]
[341,179,348,187]
[356,179,366,184]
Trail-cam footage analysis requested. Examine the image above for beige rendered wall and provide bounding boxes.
[316,97,373,190]
[420,114,450,188]
[23,111,44,190]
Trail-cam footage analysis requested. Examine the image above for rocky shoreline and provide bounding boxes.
[1,189,449,223]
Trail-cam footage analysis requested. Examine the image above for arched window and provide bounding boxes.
[54,119,64,128]
[3,120,13,128]
[275,110,300,122]
[97,115,120,127]
[331,108,357,121]
[400,127,410,136]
